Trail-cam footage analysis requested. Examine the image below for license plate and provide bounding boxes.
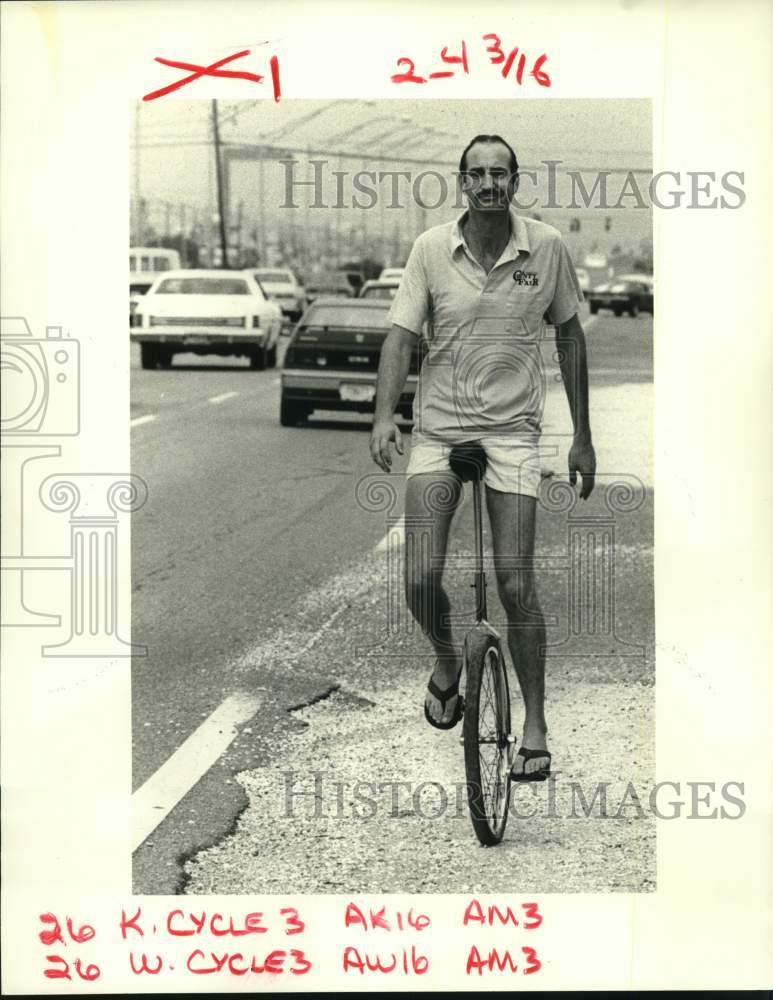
[184,336,211,345]
[340,383,375,402]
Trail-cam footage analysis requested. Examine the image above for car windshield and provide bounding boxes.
[130,282,153,295]
[255,271,292,283]
[308,281,350,295]
[610,283,630,293]
[303,304,389,329]
[155,277,250,295]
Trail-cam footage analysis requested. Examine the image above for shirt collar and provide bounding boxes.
[451,207,531,262]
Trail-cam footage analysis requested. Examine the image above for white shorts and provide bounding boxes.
[405,432,542,497]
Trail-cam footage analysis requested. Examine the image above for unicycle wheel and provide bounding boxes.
[462,628,513,846]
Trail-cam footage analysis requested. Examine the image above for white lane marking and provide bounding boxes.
[130,414,157,428]
[375,515,404,553]
[208,391,240,405]
[132,691,261,852]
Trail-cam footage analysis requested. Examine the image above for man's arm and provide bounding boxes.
[369,324,418,473]
[555,312,596,498]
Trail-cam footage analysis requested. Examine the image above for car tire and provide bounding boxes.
[267,343,278,368]
[280,396,309,427]
[613,306,623,317]
[589,303,599,314]
[158,348,173,368]
[628,303,639,318]
[250,345,267,371]
[140,344,157,369]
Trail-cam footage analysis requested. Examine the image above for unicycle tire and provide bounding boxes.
[462,627,513,846]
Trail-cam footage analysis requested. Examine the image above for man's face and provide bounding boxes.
[459,142,517,213]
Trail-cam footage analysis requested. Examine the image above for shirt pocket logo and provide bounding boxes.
[513,269,539,287]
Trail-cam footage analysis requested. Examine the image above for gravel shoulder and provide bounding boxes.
[182,495,655,894]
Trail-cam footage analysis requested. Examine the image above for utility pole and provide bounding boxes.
[257,155,266,264]
[235,199,244,266]
[211,100,229,268]
[133,103,142,245]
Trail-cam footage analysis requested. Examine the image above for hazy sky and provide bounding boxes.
[133,98,652,260]
[134,97,652,206]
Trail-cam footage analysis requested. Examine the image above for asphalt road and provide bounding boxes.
[131,305,655,894]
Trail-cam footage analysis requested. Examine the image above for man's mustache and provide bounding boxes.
[473,189,509,203]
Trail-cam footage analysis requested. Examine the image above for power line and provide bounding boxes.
[131,139,654,174]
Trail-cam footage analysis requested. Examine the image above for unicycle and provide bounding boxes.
[449,443,516,846]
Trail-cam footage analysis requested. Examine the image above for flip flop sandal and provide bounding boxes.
[424,672,464,731]
[510,747,552,782]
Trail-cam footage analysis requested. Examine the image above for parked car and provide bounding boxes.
[280,298,422,426]
[131,269,282,370]
[380,267,405,281]
[588,279,653,317]
[615,273,654,311]
[616,272,654,286]
[359,279,400,300]
[305,274,354,303]
[251,268,306,322]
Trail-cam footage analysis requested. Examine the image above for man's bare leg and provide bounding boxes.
[485,487,549,776]
[403,472,463,724]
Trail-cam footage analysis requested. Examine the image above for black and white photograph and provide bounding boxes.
[130,98,655,895]
[3,1,771,992]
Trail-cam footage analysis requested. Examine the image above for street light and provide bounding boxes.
[324,114,411,148]
[367,122,417,149]
[258,100,361,144]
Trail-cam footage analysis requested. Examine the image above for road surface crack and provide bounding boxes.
[286,684,341,713]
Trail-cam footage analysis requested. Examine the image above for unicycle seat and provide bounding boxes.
[448,442,488,482]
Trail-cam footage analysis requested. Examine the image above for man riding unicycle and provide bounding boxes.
[370,133,596,782]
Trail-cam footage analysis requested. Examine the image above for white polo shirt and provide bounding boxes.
[388,208,583,441]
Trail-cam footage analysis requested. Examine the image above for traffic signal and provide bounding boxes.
[604,217,612,231]
[569,218,581,233]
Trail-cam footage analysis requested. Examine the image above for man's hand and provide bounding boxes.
[568,434,596,499]
[370,418,404,473]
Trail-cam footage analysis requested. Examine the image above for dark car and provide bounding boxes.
[280,298,422,426]
[588,279,653,317]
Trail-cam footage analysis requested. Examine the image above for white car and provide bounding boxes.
[359,279,400,300]
[616,272,654,290]
[252,268,307,323]
[132,269,283,370]
[574,267,591,294]
[379,267,404,281]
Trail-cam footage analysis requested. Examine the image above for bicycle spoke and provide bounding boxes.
[476,652,507,823]
[464,638,512,845]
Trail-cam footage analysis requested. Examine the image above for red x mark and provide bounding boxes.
[143,49,281,101]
